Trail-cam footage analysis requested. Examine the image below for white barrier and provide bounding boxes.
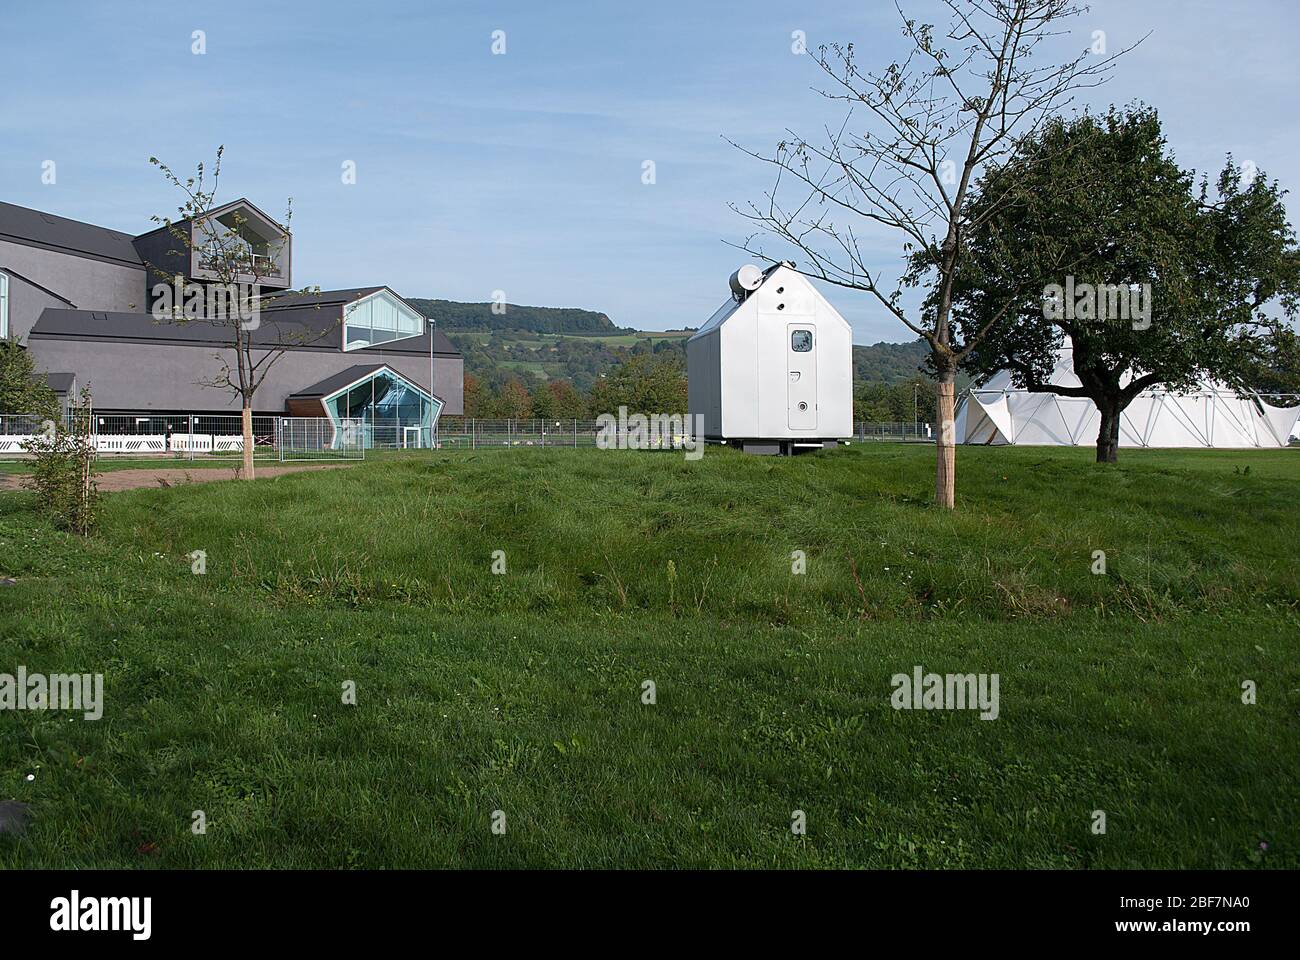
[169,433,213,453]
[95,435,167,453]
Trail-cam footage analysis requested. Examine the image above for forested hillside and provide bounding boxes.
[407,298,629,335]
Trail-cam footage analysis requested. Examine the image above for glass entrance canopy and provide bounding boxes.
[323,367,442,448]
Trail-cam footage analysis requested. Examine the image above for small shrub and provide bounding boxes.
[22,399,98,535]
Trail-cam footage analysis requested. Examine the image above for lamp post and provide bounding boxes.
[434,314,444,447]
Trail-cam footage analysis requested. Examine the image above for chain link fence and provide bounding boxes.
[854,422,932,441]
[436,418,605,449]
[2,411,937,461]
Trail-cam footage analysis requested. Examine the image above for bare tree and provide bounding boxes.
[733,0,1137,507]
[147,146,333,479]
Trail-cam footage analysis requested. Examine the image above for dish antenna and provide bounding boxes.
[729,264,764,301]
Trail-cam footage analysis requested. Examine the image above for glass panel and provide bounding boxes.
[791,329,813,352]
[0,273,8,339]
[397,307,421,335]
[347,299,372,332]
[345,325,372,349]
[372,295,399,331]
[325,369,437,448]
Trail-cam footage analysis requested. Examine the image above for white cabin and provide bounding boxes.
[687,263,853,454]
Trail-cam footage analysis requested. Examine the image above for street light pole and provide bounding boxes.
[434,314,444,447]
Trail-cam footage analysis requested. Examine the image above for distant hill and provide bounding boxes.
[410,293,941,391]
[852,338,931,383]
[407,298,629,335]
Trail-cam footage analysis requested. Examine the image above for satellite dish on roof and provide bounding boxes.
[729,264,764,300]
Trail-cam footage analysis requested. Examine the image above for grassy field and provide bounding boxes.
[0,444,1296,868]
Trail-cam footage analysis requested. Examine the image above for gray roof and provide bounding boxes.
[44,372,77,394]
[0,266,77,307]
[261,287,460,355]
[0,201,143,267]
[28,303,461,357]
[260,287,385,310]
[133,197,289,242]
[28,308,337,349]
[289,363,397,400]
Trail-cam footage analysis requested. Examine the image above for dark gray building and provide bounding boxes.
[1,198,462,441]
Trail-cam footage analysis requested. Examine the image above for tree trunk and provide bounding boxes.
[1095,402,1120,464]
[240,404,255,480]
[935,375,956,509]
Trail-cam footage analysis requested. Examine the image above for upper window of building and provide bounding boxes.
[344,291,424,350]
[0,272,9,340]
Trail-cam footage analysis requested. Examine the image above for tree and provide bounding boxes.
[498,378,533,419]
[148,147,333,480]
[589,354,687,416]
[1245,324,1300,397]
[530,380,559,420]
[951,106,1300,461]
[734,0,1132,507]
[462,373,488,417]
[0,338,59,420]
[545,378,587,420]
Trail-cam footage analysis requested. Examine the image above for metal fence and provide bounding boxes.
[435,418,934,447]
[436,418,607,449]
[2,411,936,461]
[0,412,364,462]
[854,421,933,441]
[278,417,365,461]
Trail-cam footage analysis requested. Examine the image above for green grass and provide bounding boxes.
[0,444,1296,868]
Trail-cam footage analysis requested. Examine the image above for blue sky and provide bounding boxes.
[3,0,1297,343]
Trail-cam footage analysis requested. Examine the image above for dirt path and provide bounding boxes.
[0,463,352,493]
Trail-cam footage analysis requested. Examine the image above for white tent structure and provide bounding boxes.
[955,348,1300,448]
[688,263,852,454]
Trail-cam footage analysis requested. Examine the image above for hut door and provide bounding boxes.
[787,324,817,430]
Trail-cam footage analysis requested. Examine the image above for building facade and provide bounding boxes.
[0,197,463,443]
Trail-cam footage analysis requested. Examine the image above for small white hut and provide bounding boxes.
[687,263,853,455]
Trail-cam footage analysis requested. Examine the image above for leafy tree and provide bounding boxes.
[1244,324,1300,398]
[952,106,1300,461]
[530,381,559,420]
[590,355,686,416]
[855,377,936,424]
[0,339,59,419]
[497,378,533,419]
[461,373,488,417]
[545,379,587,420]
